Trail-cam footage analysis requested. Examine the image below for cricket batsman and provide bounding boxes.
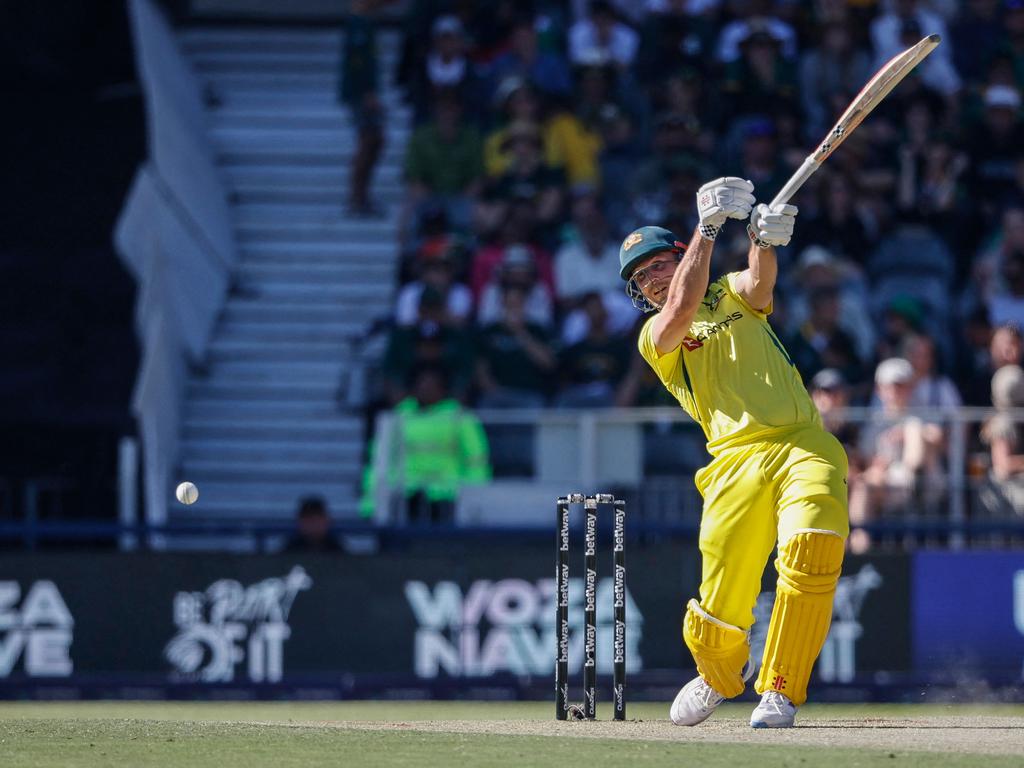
[619,177,849,728]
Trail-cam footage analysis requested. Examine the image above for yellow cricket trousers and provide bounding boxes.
[693,424,850,631]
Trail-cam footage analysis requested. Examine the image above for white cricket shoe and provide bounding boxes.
[750,690,797,728]
[670,661,753,726]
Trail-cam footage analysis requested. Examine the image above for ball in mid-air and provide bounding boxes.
[175,481,199,505]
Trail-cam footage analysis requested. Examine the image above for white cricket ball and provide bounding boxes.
[175,481,199,505]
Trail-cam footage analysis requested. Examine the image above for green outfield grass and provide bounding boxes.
[1,701,1022,768]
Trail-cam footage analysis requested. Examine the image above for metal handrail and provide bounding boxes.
[1,518,1023,544]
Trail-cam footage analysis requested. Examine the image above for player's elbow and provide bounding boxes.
[651,306,697,353]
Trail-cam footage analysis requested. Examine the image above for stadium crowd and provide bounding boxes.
[348,0,1024,535]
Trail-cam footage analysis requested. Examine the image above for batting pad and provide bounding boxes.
[683,599,750,698]
[756,530,845,706]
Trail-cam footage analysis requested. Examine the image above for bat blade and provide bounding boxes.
[769,34,941,209]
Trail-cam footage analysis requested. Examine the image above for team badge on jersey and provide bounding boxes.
[702,287,725,313]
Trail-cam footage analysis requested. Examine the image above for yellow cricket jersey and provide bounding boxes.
[638,272,820,456]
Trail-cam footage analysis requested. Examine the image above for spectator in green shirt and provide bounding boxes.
[403,88,484,237]
[475,285,557,408]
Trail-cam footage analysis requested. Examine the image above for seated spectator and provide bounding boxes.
[978,364,1024,517]
[809,369,861,465]
[903,333,962,411]
[635,3,717,85]
[799,21,873,141]
[732,117,792,207]
[895,94,969,239]
[792,172,873,265]
[489,15,572,98]
[988,249,1024,329]
[870,7,959,96]
[284,496,341,552]
[955,307,995,406]
[475,121,566,238]
[470,199,554,295]
[716,8,797,64]
[403,89,483,237]
[849,358,946,553]
[361,365,492,524]
[654,68,714,156]
[561,292,636,346]
[970,207,1024,312]
[572,61,623,144]
[555,292,631,408]
[952,0,1004,83]
[551,196,637,343]
[485,77,601,189]
[595,101,640,216]
[626,106,709,231]
[721,23,798,124]
[407,16,479,124]
[394,241,472,328]
[568,0,639,71]
[553,193,624,307]
[784,284,865,391]
[962,85,1024,224]
[992,323,1024,372]
[786,245,874,365]
[381,287,475,403]
[485,77,544,177]
[475,286,557,408]
[476,244,555,327]
[874,296,926,364]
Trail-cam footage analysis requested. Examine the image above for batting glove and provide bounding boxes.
[748,203,798,248]
[696,177,756,240]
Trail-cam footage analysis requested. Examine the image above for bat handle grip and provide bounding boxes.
[769,156,820,209]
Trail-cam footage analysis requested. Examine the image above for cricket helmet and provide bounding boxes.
[618,225,687,280]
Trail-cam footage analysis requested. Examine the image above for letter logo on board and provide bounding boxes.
[0,581,74,677]
[405,578,643,678]
[164,566,311,683]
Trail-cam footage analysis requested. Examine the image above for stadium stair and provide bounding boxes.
[174,26,407,525]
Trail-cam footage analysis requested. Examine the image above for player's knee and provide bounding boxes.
[776,530,844,595]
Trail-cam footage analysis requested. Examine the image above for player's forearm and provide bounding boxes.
[663,228,713,316]
[651,226,712,351]
[742,241,777,310]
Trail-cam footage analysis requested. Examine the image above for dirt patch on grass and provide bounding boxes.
[316,716,1024,756]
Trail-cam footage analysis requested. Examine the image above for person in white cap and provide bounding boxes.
[979,364,1024,517]
[848,357,945,552]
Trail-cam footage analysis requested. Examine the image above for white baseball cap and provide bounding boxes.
[875,357,915,386]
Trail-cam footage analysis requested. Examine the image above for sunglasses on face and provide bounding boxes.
[632,257,680,285]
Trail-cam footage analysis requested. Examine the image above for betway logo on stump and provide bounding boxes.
[0,581,74,677]
[405,578,642,678]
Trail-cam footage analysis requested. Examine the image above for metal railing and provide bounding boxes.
[368,405,1024,547]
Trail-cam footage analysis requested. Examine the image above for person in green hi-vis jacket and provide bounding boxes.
[361,365,491,524]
